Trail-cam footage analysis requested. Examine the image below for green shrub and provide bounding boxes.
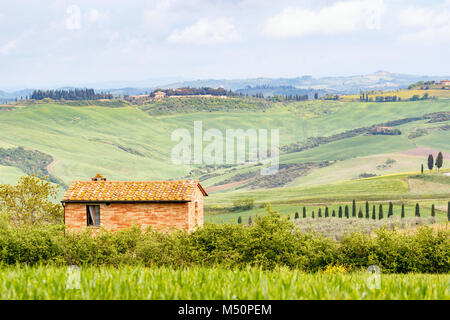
[232,198,254,211]
[0,224,65,264]
[339,226,449,273]
[0,216,447,273]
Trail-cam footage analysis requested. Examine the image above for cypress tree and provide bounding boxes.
[415,203,420,217]
[248,216,253,225]
[332,209,336,217]
[379,204,383,220]
[303,207,306,218]
[401,204,405,218]
[431,204,435,217]
[421,164,424,175]
[312,211,315,219]
[428,154,434,171]
[318,208,322,218]
[448,201,450,221]
[352,200,356,217]
[345,205,349,218]
[237,216,242,224]
[358,207,363,218]
[325,207,329,218]
[295,211,299,219]
[388,202,393,217]
[365,201,369,218]
[436,152,443,173]
[372,205,376,219]
[338,206,343,218]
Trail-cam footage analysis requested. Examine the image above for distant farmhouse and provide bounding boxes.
[62,174,207,232]
[375,126,393,134]
[441,80,450,87]
[153,91,166,101]
[370,126,401,135]
[149,87,230,100]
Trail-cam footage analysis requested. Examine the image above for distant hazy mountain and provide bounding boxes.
[0,89,35,103]
[80,77,192,90]
[159,71,447,94]
[235,86,329,98]
[1,71,447,101]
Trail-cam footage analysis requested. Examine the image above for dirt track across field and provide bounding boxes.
[46,157,57,174]
[205,179,250,193]
[400,147,450,159]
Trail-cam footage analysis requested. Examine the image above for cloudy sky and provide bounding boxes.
[0,0,449,90]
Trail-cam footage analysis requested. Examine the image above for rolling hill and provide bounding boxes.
[0,94,449,221]
[2,71,449,101]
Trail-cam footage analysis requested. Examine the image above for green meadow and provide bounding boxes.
[0,265,448,300]
[0,99,449,185]
[0,96,449,301]
[0,97,449,223]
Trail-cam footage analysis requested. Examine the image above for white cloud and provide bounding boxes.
[0,38,18,55]
[264,0,385,38]
[0,29,32,55]
[86,9,108,24]
[399,6,450,45]
[167,18,239,44]
[144,0,199,34]
[66,5,81,30]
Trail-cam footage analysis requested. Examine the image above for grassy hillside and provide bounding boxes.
[0,165,25,185]
[0,98,449,214]
[342,88,450,101]
[207,170,450,203]
[205,171,450,223]
[415,131,450,152]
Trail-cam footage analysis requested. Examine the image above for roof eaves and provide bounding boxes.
[61,199,191,204]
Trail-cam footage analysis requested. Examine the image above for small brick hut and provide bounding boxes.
[62,174,207,232]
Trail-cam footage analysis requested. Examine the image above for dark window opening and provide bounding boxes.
[87,205,100,226]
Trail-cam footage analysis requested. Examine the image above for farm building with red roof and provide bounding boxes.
[62,174,207,232]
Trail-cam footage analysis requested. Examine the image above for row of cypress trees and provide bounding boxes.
[236,201,450,224]
[292,201,446,220]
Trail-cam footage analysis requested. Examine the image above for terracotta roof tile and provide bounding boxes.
[62,180,207,202]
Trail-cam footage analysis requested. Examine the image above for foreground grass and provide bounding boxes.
[0,265,448,300]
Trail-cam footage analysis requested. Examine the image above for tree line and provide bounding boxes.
[262,94,309,101]
[237,199,450,224]
[423,152,444,173]
[30,89,113,101]
[150,87,234,97]
[359,91,435,102]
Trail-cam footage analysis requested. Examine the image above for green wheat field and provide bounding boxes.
[0,265,448,300]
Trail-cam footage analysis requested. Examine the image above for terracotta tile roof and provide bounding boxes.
[62,180,207,202]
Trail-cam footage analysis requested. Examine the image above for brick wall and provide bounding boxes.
[64,200,203,232]
[187,187,204,231]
